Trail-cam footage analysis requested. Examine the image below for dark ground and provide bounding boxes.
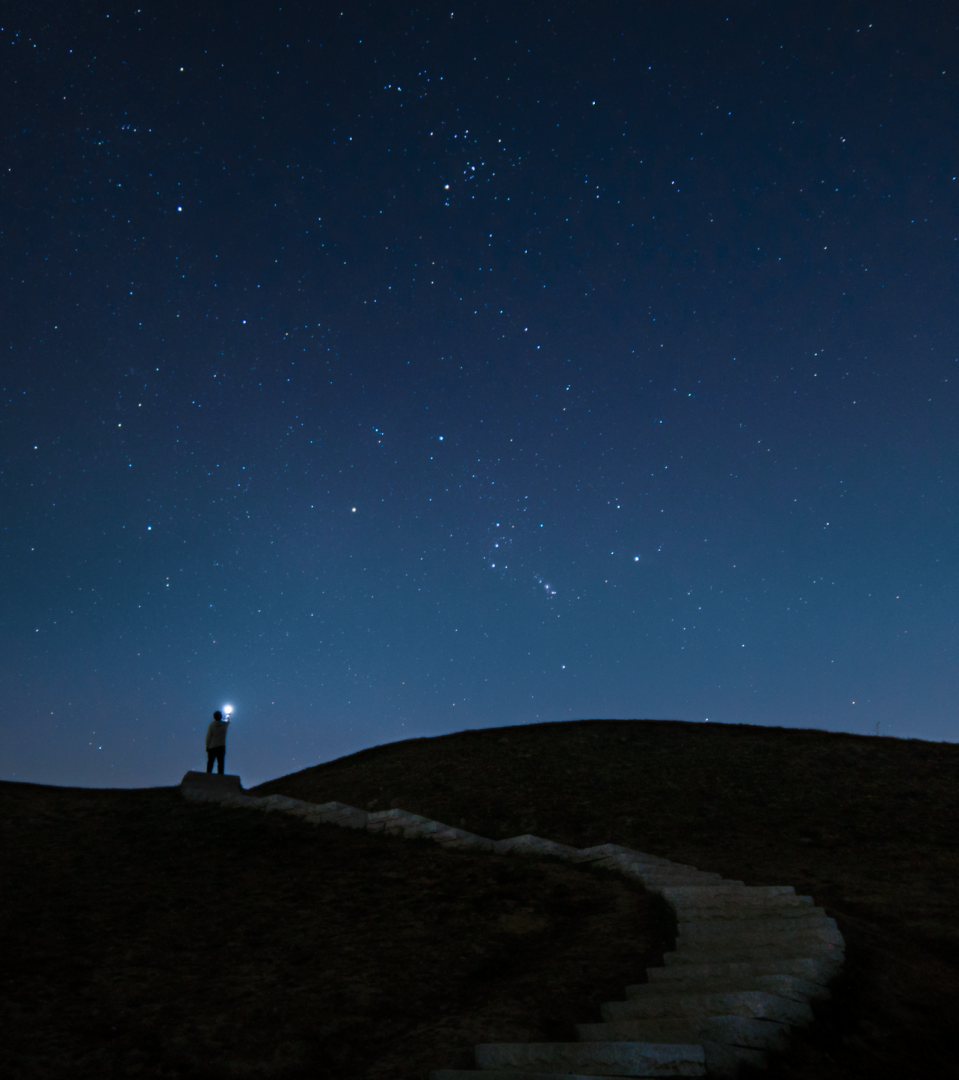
[2,719,957,1079]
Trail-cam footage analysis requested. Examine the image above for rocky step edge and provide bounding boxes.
[181,780,845,1078]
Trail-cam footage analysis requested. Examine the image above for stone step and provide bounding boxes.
[648,957,837,987]
[599,990,813,1027]
[667,940,844,966]
[366,808,459,839]
[619,869,726,888]
[431,1072,629,1080]
[684,1041,766,1080]
[348,807,494,849]
[492,835,584,860]
[659,885,796,901]
[260,793,315,814]
[474,1041,706,1076]
[573,844,676,867]
[633,874,726,887]
[431,826,495,852]
[366,808,430,833]
[676,915,840,945]
[666,891,813,910]
[222,793,267,809]
[556,1033,766,1080]
[639,876,747,894]
[671,942,838,962]
[575,1016,791,1053]
[450,1046,765,1080]
[302,801,369,829]
[672,903,823,923]
[626,973,830,1003]
[585,853,706,875]
[432,1060,762,1080]
[676,926,843,957]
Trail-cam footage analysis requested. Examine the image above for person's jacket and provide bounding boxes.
[205,719,229,750]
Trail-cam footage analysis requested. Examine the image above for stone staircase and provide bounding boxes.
[181,774,843,1078]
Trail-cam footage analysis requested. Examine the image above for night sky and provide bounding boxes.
[4,2,958,790]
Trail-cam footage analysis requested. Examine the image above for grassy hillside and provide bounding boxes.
[3,718,957,1078]
[256,717,959,1079]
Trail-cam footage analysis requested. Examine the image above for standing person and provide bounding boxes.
[205,710,230,774]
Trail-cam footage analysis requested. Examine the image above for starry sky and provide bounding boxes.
[3,2,958,789]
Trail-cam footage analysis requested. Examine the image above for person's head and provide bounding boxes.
[213,710,222,721]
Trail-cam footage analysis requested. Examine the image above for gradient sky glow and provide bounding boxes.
[3,2,958,789]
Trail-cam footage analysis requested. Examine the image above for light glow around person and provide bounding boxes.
[223,705,234,717]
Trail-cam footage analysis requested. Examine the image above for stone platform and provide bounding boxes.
[179,771,244,797]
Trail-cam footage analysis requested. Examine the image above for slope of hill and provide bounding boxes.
[2,718,956,1078]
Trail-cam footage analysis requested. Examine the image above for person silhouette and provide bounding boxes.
[205,710,230,774]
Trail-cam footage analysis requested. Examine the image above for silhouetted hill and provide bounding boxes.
[2,718,956,1078]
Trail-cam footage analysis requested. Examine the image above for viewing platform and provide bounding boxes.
[179,771,244,797]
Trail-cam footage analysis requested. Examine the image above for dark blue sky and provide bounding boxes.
[3,1,958,788]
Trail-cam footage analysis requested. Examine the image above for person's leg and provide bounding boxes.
[206,749,216,774]
[216,747,225,774]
